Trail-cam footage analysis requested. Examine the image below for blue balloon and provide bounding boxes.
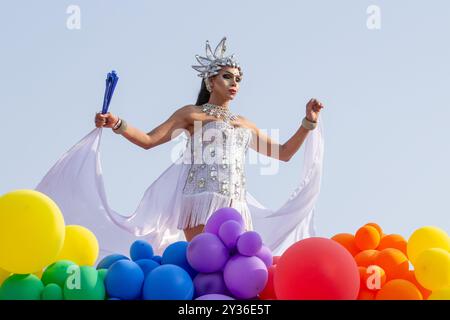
[135,259,160,277]
[105,260,144,300]
[96,254,129,270]
[130,240,154,261]
[142,265,194,300]
[162,241,197,278]
[152,255,162,264]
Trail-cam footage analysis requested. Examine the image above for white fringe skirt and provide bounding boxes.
[177,191,254,231]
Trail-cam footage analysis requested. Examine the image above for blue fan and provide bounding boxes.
[101,70,119,114]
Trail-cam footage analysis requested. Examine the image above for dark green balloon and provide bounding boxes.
[63,266,105,300]
[41,283,63,300]
[0,274,44,300]
[41,260,76,288]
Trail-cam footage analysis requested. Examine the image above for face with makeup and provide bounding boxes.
[208,66,242,100]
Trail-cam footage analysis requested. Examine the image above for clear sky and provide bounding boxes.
[1,0,449,239]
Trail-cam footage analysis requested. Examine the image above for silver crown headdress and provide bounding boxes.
[191,37,242,80]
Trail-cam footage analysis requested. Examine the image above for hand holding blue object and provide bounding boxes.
[101,71,119,114]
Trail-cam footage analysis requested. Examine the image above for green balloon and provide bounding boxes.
[63,266,105,300]
[97,269,108,281]
[41,283,63,300]
[97,269,110,299]
[41,260,76,288]
[0,274,44,300]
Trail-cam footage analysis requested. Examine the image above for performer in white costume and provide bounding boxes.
[36,37,325,259]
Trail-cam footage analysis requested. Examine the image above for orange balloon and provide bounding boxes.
[359,265,386,290]
[365,265,386,289]
[364,222,383,237]
[355,226,381,250]
[375,279,423,300]
[400,270,431,300]
[332,233,360,256]
[358,266,367,288]
[358,288,376,300]
[378,234,408,256]
[354,249,380,267]
[375,248,410,280]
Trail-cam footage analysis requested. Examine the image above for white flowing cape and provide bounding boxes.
[35,120,324,258]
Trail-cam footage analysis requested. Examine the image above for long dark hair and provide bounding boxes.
[195,79,210,106]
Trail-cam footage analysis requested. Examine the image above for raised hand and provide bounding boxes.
[305,98,324,123]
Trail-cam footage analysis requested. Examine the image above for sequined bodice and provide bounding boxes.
[182,121,252,201]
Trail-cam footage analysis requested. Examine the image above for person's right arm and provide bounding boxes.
[95,105,192,150]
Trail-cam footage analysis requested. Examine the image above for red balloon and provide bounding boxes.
[272,256,281,265]
[259,265,277,300]
[274,237,360,300]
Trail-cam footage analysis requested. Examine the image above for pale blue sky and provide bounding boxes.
[1,0,449,239]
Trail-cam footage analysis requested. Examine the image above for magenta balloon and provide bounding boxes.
[187,233,229,273]
[204,207,244,235]
[236,231,263,257]
[195,294,235,300]
[218,220,244,249]
[255,245,273,268]
[193,272,228,297]
[223,255,268,299]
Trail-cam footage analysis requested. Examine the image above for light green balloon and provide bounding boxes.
[0,274,44,300]
[41,260,76,288]
[41,283,63,300]
[63,266,105,300]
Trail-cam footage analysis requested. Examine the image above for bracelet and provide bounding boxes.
[112,118,122,130]
[301,117,318,130]
[113,119,128,134]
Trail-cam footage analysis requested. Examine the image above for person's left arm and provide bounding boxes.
[243,98,324,162]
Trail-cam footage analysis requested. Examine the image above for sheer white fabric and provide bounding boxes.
[35,118,324,259]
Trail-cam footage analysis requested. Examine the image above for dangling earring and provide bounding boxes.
[205,78,212,93]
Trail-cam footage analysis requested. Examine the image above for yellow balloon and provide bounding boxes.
[33,269,44,279]
[414,248,450,291]
[56,225,99,266]
[0,190,65,274]
[0,267,10,286]
[407,226,450,265]
[428,287,450,300]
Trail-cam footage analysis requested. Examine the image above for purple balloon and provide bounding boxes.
[204,207,244,235]
[187,233,229,273]
[219,220,244,249]
[237,231,263,257]
[255,245,273,268]
[223,255,268,299]
[193,272,228,297]
[195,294,235,300]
